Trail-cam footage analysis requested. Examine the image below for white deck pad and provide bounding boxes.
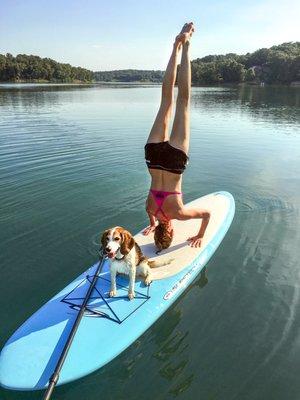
[137,192,230,280]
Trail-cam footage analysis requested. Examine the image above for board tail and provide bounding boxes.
[148,258,174,268]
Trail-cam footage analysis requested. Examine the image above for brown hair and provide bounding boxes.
[154,222,173,252]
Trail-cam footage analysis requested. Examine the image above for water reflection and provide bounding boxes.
[151,269,208,396]
[192,85,300,126]
[1,83,299,127]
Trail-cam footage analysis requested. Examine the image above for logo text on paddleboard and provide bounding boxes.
[163,264,199,300]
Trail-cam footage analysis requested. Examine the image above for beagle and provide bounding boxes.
[101,226,172,300]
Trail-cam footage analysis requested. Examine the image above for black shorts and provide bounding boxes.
[145,141,189,175]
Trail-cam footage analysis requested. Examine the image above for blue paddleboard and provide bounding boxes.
[0,191,235,390]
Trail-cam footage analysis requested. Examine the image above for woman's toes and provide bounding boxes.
[180,23,189,34]
[175,22,195,46]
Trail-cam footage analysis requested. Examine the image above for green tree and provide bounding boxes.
[219,60,246,83]
[245,68,256,82]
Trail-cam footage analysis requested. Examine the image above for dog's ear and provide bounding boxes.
[100,229,109,249]
[120,229,135,255]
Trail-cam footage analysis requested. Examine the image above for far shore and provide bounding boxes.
[1,81,299,88]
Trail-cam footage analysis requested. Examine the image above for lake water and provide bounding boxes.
[0,83,299,400]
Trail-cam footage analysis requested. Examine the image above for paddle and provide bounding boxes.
[43,249,107,400]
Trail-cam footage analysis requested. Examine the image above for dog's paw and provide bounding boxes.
[109,290,117,297]
[128,291,135,300]
[144,276,152,286]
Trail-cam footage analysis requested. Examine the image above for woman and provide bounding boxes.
[143,22,210,251]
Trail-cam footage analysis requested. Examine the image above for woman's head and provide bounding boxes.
[154,221,174,252]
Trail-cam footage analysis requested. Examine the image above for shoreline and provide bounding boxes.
[1,81,299,88]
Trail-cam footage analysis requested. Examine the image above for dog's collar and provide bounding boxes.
[115,254,125,261]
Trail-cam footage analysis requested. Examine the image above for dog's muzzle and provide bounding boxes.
[105,246,120,259]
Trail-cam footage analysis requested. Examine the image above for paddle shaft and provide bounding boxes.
[43,252,106,400]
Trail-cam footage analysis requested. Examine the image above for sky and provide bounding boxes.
[0,0,299,71]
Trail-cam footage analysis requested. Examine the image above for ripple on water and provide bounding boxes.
[236,192,296,214]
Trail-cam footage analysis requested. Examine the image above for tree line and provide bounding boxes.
[0,54,93,83]
[93,42,300,85]
[93,69,164,82]
[190,42,300,85]
[1,42,299,85]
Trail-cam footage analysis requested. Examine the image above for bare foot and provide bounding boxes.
[175,22,195,47]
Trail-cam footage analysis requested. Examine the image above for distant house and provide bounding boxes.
[248,64,271,84]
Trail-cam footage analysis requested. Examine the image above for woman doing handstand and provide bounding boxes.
[143,22,210,251]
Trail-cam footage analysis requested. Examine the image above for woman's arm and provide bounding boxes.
[176,207,210,247]
[142,211,157,236]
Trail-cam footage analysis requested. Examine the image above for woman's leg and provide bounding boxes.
[169,36,192,154]
[146,41,181,144]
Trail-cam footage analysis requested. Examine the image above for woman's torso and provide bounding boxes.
[146,169,184,220]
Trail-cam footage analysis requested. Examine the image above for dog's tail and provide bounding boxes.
[148,258,174,268]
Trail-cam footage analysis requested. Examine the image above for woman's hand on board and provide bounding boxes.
[187,234,202,247]
[142,225,156,236]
